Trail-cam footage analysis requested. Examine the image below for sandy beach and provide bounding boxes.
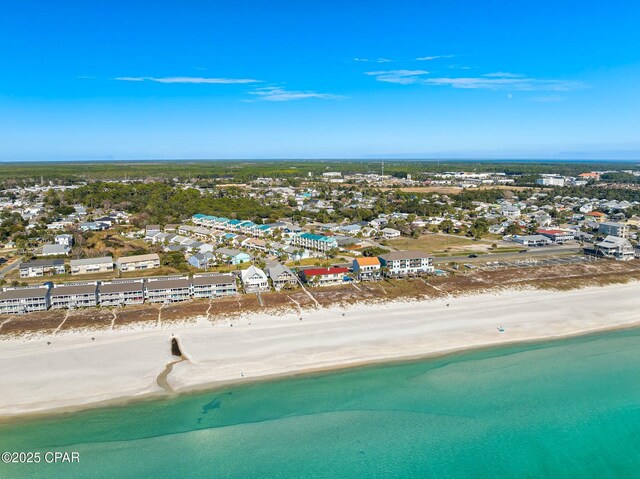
[1,282,639,419]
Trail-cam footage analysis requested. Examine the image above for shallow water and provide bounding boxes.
[1,328,639,478]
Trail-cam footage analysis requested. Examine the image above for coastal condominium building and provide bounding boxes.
[50,282,99,309]
[70,256,114,275]
[598,222,629,239]
[0,285,51,314]
[116,253,160,272]
[191,273,237,298]
[378,251,434,276]
[144,276,191,303]
[292,232,338,253]
[98,279,145,306]
[19,259,66,278]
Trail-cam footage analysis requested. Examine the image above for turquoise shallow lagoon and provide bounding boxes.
[1,327,639,478]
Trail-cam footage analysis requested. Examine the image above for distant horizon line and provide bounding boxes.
[0,158,639,164]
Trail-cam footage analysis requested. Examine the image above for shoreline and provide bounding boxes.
[3,322,640,425]
[1,282,639,421]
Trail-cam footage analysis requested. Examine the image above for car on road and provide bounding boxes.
[468,254,478,258]
[519,249,528,253]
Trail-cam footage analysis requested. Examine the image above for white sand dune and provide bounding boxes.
[1,283,638,418]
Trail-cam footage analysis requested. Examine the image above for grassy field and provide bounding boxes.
[0,160,631,183]
[389,234,484,253]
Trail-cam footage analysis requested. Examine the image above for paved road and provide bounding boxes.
[434,246,583,264]
[0,256,21,278]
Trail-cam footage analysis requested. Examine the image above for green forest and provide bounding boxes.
[0,159,637,185]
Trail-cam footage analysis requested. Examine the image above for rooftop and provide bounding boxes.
[379,251,432,261]
[303,267,349,276]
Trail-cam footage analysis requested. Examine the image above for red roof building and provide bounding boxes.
[536,229,575,244]
[299,267,349,286]
[301,267,349,277]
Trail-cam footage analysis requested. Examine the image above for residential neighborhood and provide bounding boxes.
[1,162,639,316]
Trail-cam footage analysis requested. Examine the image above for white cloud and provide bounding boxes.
[354,57,394,63]
[365,70,582,91]
[483,72,525,78]
[364,70,429,84]
[421,76,581,91]
[248,86,343,102]
[115,76,260,84]
[416,55,454,61]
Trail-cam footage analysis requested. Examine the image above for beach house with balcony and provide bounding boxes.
[353,257,382,280]
[240,265,269,293]
[267,263,298,290]
[595,236,634,261]
[299,267,349,286]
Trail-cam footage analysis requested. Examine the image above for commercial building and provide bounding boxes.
[536,229,575,244]
[536,175,566,187]
[511,234,553,247]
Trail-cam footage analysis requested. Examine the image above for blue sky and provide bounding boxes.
[1,1,639,161]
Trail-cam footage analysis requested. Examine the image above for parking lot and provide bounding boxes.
[470,254,599,271]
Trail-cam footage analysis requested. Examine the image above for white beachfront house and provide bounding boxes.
[240,265,270,293]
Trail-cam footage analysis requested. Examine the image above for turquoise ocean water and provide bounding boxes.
[1,328,640,478]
